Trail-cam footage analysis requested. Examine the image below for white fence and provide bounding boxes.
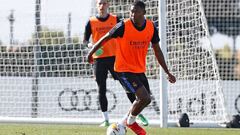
[0,77,239,124]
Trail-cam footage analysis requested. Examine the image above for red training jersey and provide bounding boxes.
[115,19,154,73]
[90,14,118,58]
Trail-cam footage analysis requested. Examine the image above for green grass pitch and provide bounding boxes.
[0,124,239,135]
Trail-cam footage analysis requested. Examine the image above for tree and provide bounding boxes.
[33,26,66,45]
[234,51,240,79]
[26,26,91,77]
[29,26,82,46]
[215,44,237,80]
[216,44,232,59]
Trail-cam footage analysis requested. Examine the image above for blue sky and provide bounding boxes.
[0,0,92,45]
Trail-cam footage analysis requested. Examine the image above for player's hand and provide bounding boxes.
[167,73,176,83]
[87,43,93,48]
[87,53,94,64]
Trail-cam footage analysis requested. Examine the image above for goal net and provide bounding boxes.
[105,0,228,127]
[0,0,228,127]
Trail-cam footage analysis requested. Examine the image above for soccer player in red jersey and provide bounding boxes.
[84,0,149,127]
[87,1,176,134]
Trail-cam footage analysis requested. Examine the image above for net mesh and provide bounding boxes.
[1,0,239,125]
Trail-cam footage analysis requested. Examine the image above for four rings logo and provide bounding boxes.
[235,94,240,113]
[58,89,240,115]
[58,88,117,112]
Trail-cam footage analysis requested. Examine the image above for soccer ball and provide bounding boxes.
[106,123,126,135]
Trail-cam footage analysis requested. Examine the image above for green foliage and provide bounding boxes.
[215,44,232,59]
[0,26,92,77]
[39,27,65,45]
[215,44,238,80]
[29,26,80,46]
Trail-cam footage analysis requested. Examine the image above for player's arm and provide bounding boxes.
[152,43,170,75]
[151,23,176,83]
[87,33,112,63]
[83,20,92,46]
[152,43,176,83]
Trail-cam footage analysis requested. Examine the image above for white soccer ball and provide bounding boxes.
[106,123,126,135]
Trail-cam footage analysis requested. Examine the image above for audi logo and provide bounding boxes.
[58,88,117,112]
[235,94,240,113]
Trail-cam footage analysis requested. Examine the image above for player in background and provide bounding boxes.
[83,0,148,127]
[87,1,176,134]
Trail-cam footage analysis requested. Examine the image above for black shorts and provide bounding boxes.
[116,72,150,94]
[93,56,118,81]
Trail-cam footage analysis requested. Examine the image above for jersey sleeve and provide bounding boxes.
[83,20,92,42]
[109,21,125,38]
[151,22,160,44]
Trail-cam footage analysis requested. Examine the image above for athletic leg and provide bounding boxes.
[108,57,137,104]
[94,59,109,126]
[136,74,151,126]
[116,72,151,116]
[129,86,151,118]
[125,75,151,126]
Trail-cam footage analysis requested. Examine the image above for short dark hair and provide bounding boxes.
[133,1,146,11]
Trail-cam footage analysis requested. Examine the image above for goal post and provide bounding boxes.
[159,0,168,128]
[160,0,228,127]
